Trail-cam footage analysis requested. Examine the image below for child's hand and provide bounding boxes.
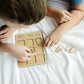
[0,27,17,43]
[43,29,63,47]
[8,44,36,61]
[48,7,72,24]
[53,9,72,23]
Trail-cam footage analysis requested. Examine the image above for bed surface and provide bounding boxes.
[0,16,84,84]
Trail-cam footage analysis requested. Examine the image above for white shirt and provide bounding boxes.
[47,0,70,10]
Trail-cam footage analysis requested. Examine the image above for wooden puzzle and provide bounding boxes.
[15,31,46,67]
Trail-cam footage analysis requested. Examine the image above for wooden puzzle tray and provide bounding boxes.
[15,31,46,67]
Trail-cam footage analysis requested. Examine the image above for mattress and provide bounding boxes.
[0,16,84,84]
[0,1,84,83]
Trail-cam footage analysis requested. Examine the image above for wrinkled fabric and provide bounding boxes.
[0,16,84,84]
[0,1,84,84]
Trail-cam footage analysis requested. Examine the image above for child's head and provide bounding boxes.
[0,0,46,28]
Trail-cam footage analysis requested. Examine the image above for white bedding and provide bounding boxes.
[0,16,84,84]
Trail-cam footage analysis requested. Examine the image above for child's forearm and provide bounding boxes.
[55,10,84,34]
[46,4,56,17]
[0,43,10,52]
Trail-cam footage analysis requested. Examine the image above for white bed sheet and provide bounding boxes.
[0,16,84,84]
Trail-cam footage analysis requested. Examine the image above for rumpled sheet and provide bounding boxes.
[0,16,84,84]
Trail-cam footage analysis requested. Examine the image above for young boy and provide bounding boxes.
[0,0,47,61]
[44,0,84,47]
[0,0,84,61]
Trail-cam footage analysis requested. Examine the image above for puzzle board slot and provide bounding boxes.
[16,40,25,46]
[36,54,45,64]
[35,47,44,55]
[28,56,36,65]
[25,39,34,47]
[34,38,43,47]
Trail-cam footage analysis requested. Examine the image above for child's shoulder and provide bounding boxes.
[70,0,84,5]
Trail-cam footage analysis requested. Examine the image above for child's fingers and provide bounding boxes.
[60,18,66,23]
[0,27,9,34]
[64,15,71,22]
[27,52,36,57]
[50,41,54,46]
[22,52,35,61]
[0,37,9,43]
[46,39,52,47]
[0,32,8,38]
[55,42,57,45]
[50,41,56,46]
[20,57,31,61]
[26,48,32,53]
[43,37,49,47]
[46,38,52,47]
[24,57,31,61]
[65,11,72,17]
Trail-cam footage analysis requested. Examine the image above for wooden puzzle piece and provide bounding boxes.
[36,54,45,64]
[15,34,26,40]
[25,39,34,47]
[70,48,76,53]
[34,38,43,47]
[36,38,42,45]
[65,45,71,52]
[55,47,62,53]
[35,47,43,54]
[16,40,25,45]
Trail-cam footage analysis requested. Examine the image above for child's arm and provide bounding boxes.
[0,43,35,61]
[47,5,72,23]
[0,43,8,52]
[44,4,84,47]
[0,27,18,43]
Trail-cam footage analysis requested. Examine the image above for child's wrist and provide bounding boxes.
[47,5,56,17]
[3,43,13,52]
[0,43,10,52]
[54,26,66,35]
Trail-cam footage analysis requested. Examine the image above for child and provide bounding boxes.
[0,1,72,43]
[0,0,84,61]
[44,0,84,47]
[0,0,72,61]
[0,0,46,61]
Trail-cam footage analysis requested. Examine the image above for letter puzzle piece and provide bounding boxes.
[15,31,46,67]
[65,45,77,53]
[55,47,62,53]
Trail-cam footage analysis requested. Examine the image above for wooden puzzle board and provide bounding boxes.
[15,31,46,67]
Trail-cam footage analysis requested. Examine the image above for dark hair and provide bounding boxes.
[0,0,46,25]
